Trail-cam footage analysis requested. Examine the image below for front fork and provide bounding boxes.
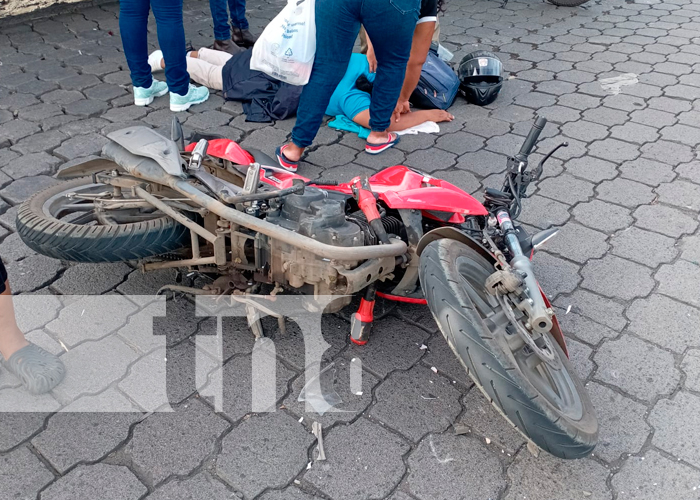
[496,210,553,334]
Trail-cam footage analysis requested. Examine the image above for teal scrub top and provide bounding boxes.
[326,53,376,120]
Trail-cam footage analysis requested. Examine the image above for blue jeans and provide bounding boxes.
[292,0,419,148]
[119,0,190,96]
[210,0,250,40]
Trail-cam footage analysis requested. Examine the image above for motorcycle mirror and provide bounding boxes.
[531,227,559,250]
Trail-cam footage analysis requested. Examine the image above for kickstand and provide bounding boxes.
[231,295,286,339]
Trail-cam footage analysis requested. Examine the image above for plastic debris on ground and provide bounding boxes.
[298,362,343,416]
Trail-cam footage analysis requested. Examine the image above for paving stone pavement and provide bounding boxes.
[1,0,700,498]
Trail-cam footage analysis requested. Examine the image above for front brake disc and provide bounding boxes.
[496,294,562,370]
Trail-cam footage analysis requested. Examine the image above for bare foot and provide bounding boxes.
[367,130,391,145]
[282,143,304,162]
[428,110,455,123]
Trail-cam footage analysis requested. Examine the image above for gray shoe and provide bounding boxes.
[3,343,65,395]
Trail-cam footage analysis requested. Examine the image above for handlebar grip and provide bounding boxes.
[517,116,547,158]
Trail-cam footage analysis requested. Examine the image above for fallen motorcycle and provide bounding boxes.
[17,116,597,458]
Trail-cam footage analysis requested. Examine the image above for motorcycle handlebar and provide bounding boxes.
[517,116,547,159]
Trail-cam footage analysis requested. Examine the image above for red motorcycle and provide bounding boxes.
[17,116,597,458]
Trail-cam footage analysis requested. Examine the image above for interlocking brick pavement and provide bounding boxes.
[2,0,700,498]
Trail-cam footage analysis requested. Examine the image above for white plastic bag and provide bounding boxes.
[250,0,316,86]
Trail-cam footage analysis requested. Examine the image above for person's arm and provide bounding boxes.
[395,21,435,115]
[366,36,377,73]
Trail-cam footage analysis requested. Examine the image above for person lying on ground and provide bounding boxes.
[148,49,452,131]
[148,47,301,123]
[327,53,453,134]
[0,259,65,395]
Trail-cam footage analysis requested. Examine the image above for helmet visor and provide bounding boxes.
[461,57,503,79]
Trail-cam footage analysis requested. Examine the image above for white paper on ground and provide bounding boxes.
[598,73,638,95]
[395,121,440,136]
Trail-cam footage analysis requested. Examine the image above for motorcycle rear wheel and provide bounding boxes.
[17,177,189,263]
[420,239,597,458]
[547,0,590,6]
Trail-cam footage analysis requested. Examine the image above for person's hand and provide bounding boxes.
[392,100,411,123]
[396,99,411,116]
[367,46,377,73]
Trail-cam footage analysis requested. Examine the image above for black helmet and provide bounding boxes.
[458,51,504,106]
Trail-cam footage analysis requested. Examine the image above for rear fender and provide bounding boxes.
[417,227,568,356]
[56,158,125,179]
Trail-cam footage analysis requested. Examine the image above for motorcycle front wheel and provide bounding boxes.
[17,176,189,263]
[420,239,598,459]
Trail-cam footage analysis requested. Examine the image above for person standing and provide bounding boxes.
[275,0,427,172]
[209,0,258,54]
[119,0,210,112]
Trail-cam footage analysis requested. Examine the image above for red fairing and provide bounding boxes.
[333,166,488,220]
[195,143,486,220]
[186,138,255,165]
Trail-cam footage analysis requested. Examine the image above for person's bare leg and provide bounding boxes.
[160,51,225,90]
[0,281,29,361]
[353,109,454,132]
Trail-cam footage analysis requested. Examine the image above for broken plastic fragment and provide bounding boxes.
[298,362,343,416]
[431,367,438,374]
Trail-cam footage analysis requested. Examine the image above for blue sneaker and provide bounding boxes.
[170,84,210,112]
[133,79,168,106]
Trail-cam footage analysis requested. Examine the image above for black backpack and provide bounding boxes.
[409,46,460,110]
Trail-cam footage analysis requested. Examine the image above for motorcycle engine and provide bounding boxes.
[265,188,364,247]
[262,188,369,309]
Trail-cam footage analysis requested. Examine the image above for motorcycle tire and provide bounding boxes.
[17,177,189,263]
[547,0,590,6]
[420,239,597,459]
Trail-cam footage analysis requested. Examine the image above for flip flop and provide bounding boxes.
[365,132,401,155]
[2,343,65,395]
[275,144,299,172]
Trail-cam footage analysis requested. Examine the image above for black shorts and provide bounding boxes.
[0,259,7,294]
